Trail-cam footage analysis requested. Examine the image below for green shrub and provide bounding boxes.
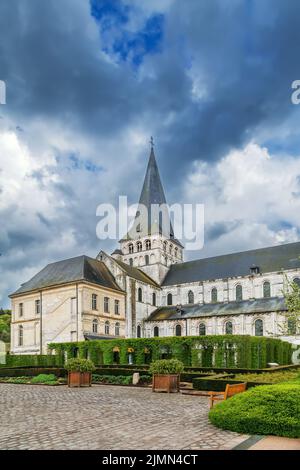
[139,375,152,384]
[149,359,184,375]
[209,384,300,438]
[31,374,58,384]
[92,374,132,385]
[0,376,29,384]
[65,358,95,373]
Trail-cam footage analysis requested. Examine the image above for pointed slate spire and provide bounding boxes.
[132,142,174,238]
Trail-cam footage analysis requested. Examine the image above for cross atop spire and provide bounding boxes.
[149,136,154,149]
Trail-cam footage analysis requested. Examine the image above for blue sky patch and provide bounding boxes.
[90,0,164,66]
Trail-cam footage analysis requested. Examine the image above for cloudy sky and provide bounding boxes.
[1,0,300,307]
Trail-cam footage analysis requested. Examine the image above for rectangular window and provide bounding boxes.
[104,297,110,313]
[114,299,120,315]
[92,294,98,310]
[19,303,23,317]
[35,299,41,315]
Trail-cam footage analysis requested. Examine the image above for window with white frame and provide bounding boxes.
[92,319,98,334]
[19,303,23,317]
[18,325,23,346]
[35,299,41,315]
[104,297,110,313]
[92,294,98,310]
[114,299,120,315]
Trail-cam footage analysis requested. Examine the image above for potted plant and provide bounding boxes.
[65,358,95,388]
[149,359,184,393]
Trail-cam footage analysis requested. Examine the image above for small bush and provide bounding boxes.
[149,359,184,375]
[209,384,300,438]
[31,374,58,385]
[0,376,29,384]
[92,374,132,385]
[65,358,95,373]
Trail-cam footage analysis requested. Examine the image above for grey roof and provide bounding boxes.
[121,147,175,240]
[10,255,123,296]
[114,259,160,288]
[84,334,121,341]
[162,242,300,286]
[111,249,123,255]
[146,297,287,322]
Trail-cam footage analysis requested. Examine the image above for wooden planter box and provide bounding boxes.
[68,371,92,388]
[152,374,179,393]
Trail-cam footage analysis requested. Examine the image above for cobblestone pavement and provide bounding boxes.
[0,384,248,450]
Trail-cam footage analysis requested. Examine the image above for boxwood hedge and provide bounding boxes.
[209,384,300,438]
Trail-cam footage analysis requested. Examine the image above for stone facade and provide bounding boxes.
[10,281,125,354]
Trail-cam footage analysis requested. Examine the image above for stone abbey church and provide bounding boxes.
[10,146,300,356]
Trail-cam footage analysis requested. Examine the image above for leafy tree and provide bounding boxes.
[0,310,11,343]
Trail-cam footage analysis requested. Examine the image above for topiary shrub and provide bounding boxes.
[209,383,300,438]
[65,358,95,373]
[149,359,184,375]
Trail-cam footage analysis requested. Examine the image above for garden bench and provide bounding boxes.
[208,383,246,409]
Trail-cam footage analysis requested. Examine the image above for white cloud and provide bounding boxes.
[182,142,300,258]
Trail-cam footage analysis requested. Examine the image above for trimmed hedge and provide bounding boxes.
[0,367,66,378]
[48,335,292,368]
[209,384,300,438]
[0,354,62,368]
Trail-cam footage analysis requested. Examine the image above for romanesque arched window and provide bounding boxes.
[254,319,263,336]
[199,323,206,336]
[137,325,141,338]
[169,244,173,255]
[163,240,167,252]
[128,243,134,254]
[115,322,120,337]
[145,255,149,265]
[152,292,156,306]
[188,290,194,304]
[145,239,151,250]
[211,287,218,303]
[137,241,142,252]
[236,284,243,301]
[263,281,271,298]
[138,287,143,302]
[92,319,98,334]
[154,326,159,337]
[167,293,173,305]
[174,247,178,257]
[175,324,182,336]
[105,321,110,335]
[18,325,23,346]
[225,321,233,335]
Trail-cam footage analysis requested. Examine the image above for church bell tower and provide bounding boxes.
[112,139,184,284]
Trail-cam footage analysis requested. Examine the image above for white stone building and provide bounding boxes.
[10,145,300,354]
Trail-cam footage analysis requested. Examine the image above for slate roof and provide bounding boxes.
[114,259,160,288]
[10,255,123,296]
[162,242,300,286]
[146,297,287,322]
[120,147,178,242]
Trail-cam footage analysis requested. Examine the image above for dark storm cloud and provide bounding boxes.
[1,0,300,306]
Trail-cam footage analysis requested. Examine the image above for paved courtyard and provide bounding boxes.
[0,383,248,450]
